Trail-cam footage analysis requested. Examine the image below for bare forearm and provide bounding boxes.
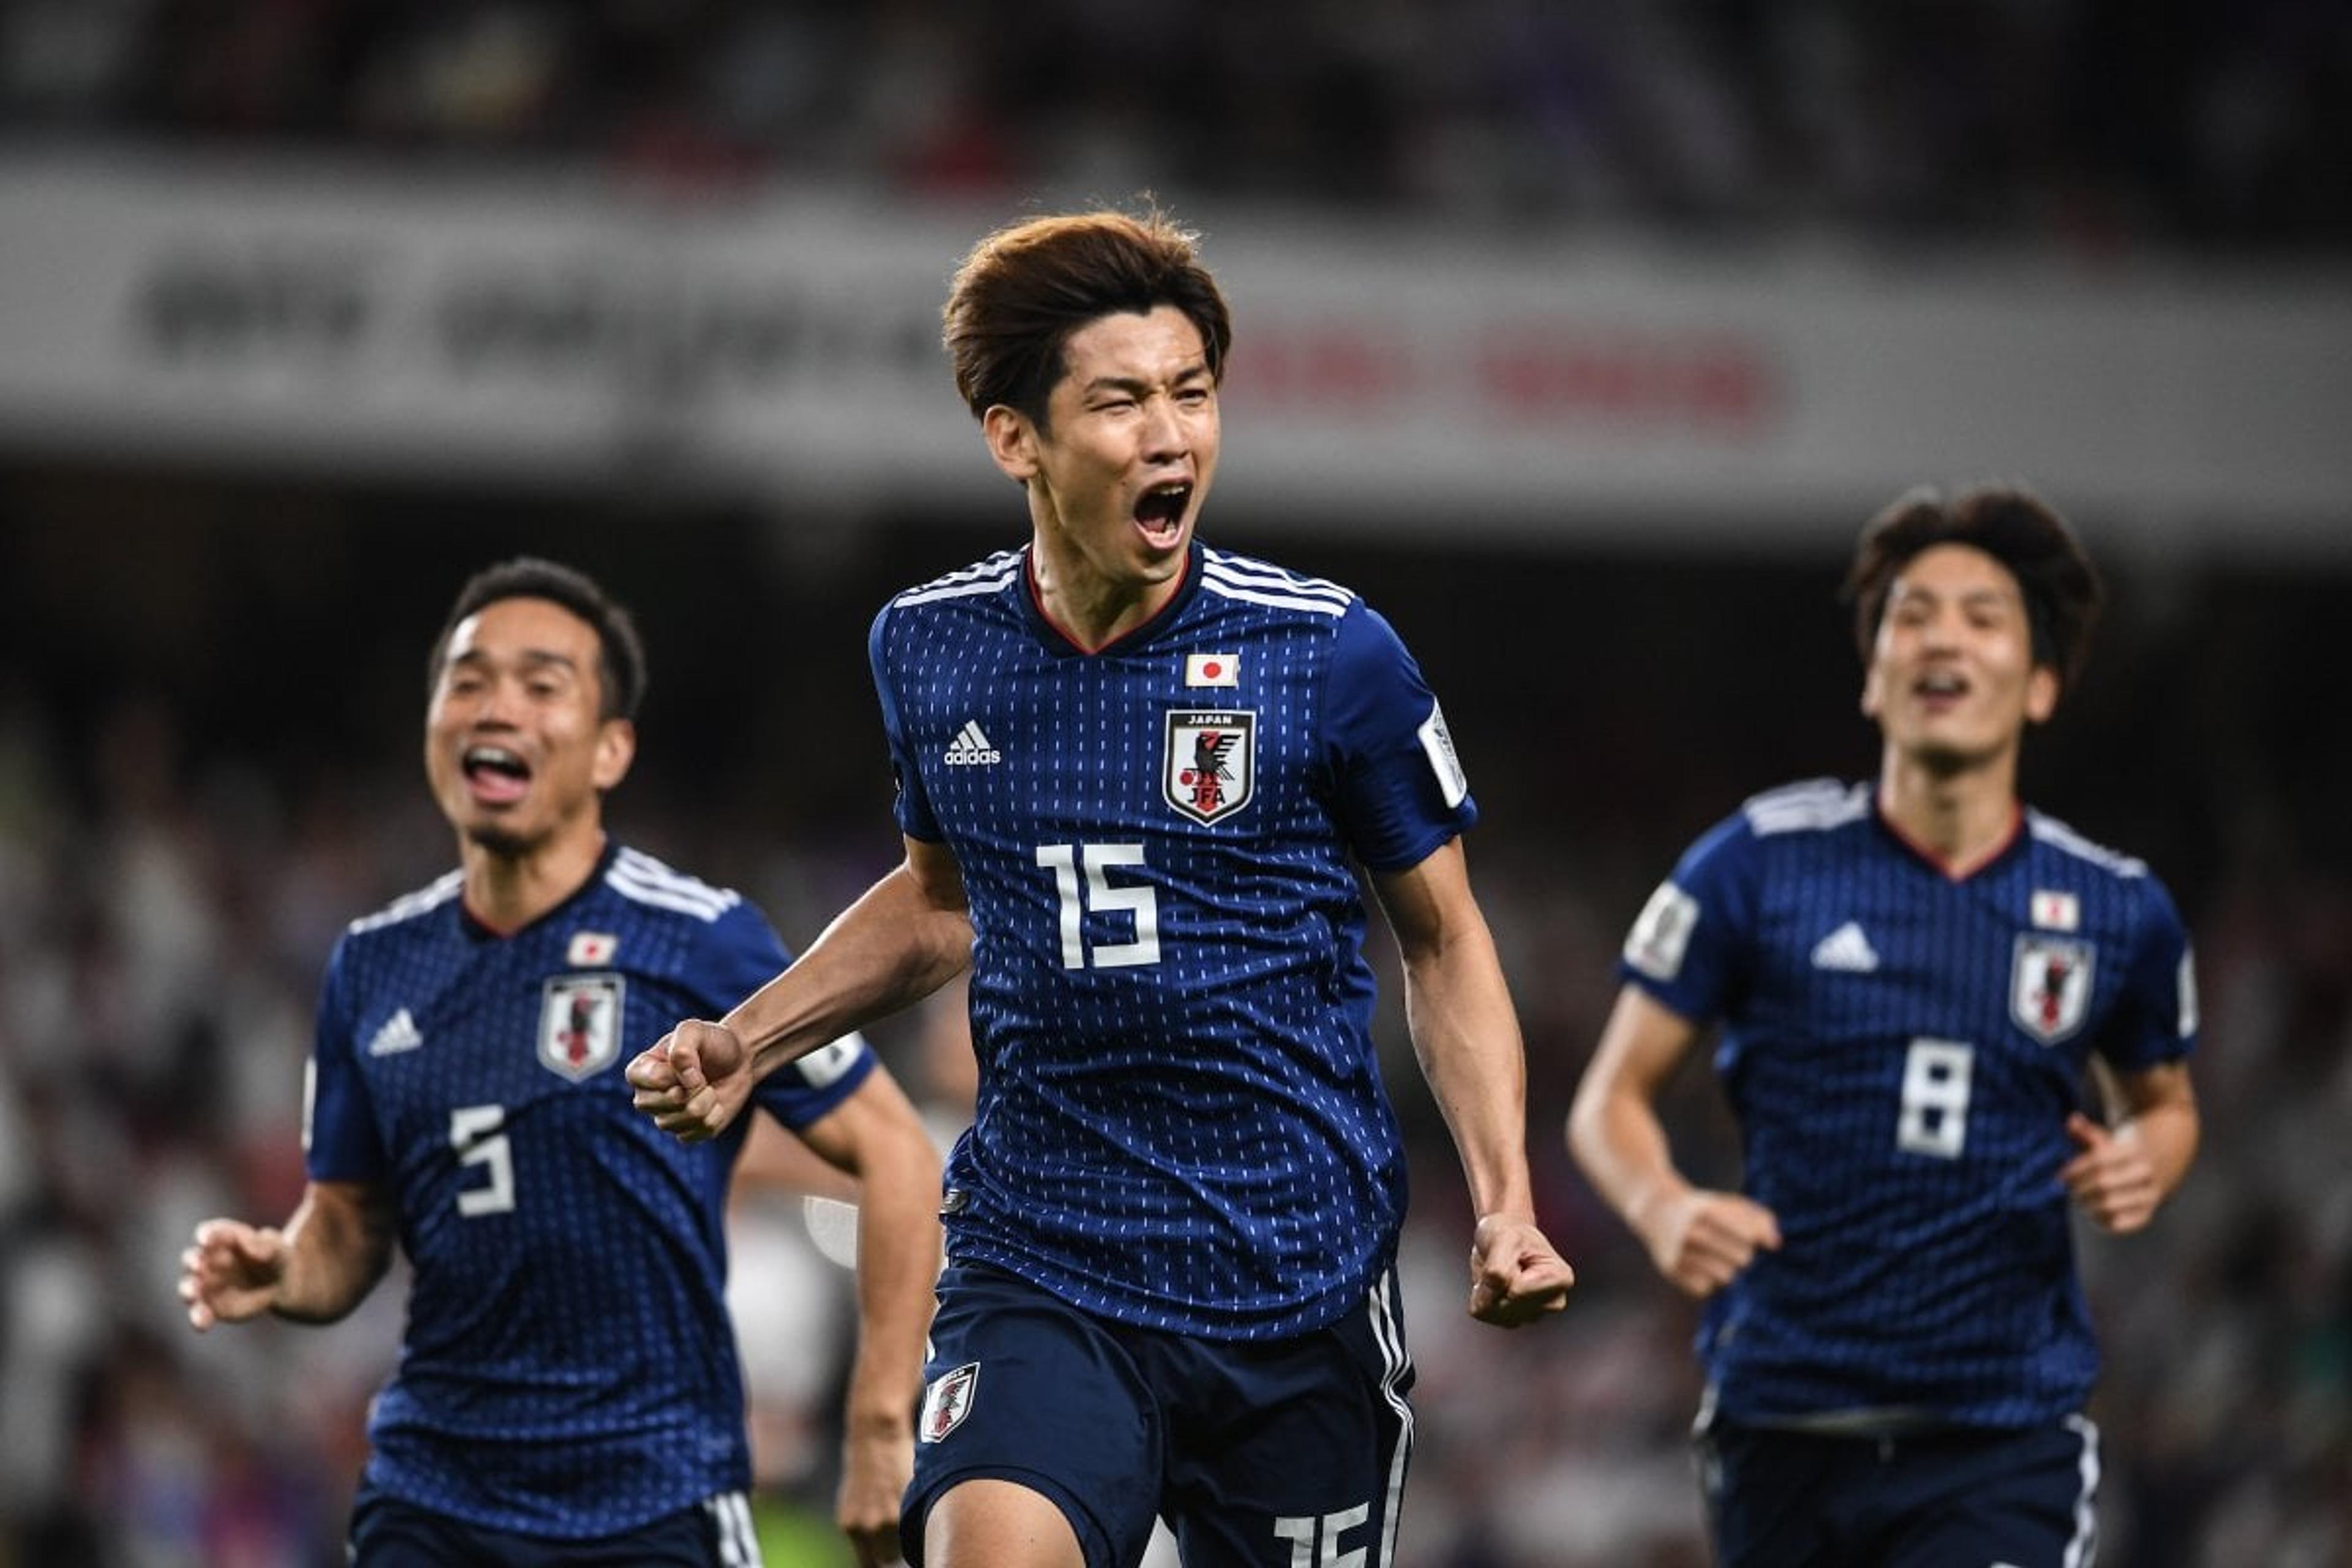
[1567,1085,1689,1238]
[728,864,971,1079]
[1404,931,1538,1221]
[272,1185,397,1323]
[842,1132,943,1437]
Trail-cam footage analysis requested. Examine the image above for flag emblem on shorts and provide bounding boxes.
[539,973,625,1081]
[2011,935,2094,1044]
[920,1362,980,1444]
[1164,709,1256,824]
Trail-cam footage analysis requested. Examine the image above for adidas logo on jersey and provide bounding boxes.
[942,721,1001,766]
[1809,921,1880,973]
[366,1008,424,1055]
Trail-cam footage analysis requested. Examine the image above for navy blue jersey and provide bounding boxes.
[1620,779,2198,1428]
[871,541,1476,1341]
[306,841,875,1538]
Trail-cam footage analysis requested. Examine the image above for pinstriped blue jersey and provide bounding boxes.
[1620,778,2198,1428]
[871,540,1476,1340]
[305,841,875,1537]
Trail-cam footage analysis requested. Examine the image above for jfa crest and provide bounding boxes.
[539,973,625,1081]
[1164,709,1256,825]
[2010,935,2094,1045]
[919,1362,980,1444]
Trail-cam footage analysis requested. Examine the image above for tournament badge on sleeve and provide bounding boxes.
[2010,935,2094,1045]
[1163,709,1256,825]
[539,974,625,1080]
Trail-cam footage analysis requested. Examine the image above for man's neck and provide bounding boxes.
[461,826,606,934]
[1028,539,1183,654]
[1877,750,2021,876]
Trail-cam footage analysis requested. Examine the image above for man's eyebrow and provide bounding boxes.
[1081,364,1212,397]
[448,647,581,671]
[1893,581,2016,606]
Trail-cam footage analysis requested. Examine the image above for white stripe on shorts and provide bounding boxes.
[1366,1265,1415,1568]
[703,1490,763,1568]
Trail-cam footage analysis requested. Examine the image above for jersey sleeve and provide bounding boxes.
[694,901,877,1131]
[1615,811,1760,1025]
[872,599,943,844]
[1323,600,1479,872]
[2097,872,2199,1071]
[304,937,389,1183]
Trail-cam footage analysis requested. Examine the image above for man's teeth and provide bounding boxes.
[465,746,527,774]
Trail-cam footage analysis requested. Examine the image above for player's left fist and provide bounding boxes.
[1468,1213,1575,1327]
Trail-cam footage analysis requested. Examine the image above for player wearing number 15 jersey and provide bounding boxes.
[1570,484,2201,1568]
[629,207,1574,1568]
[180,559,941,1567]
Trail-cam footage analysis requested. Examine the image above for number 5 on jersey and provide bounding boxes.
[1037,842,1161,970]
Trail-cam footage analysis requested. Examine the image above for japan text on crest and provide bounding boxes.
[1163,709,1256,825]
[2010,934,2095,1045]
[539,973,625,1080]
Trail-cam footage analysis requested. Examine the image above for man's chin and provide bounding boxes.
[462,821,540,859]
[1909,737,2005,777]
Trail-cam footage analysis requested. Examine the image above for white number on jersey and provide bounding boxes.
[1896,1038,1974,1159]
[1037,843,1162,970]
[1274,1504,1369,1568]
[450,1103,515,1216]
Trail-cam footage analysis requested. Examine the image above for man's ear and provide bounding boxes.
[2025,664,2060,725]
[982,404,1038,484]
[594,718,636,791]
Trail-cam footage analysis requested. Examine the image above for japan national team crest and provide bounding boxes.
[1164,709,1256,825]
[919,1362,980,1444]
[2010,935,2095,1045]
[539,973,625,1081]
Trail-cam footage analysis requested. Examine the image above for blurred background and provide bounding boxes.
[2,2,2349,1564]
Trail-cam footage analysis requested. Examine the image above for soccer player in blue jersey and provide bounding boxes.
[1569,484,2203,1567]
[627,207,1575,1567]
[176,559,942,1567]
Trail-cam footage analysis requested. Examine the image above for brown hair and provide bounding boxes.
[1842,483,2105,690]
[941,205,1234,427]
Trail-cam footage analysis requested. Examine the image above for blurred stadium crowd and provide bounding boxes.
[1,511,2346,1566]
[3,1,2350,1564]
[1,0,2347,247]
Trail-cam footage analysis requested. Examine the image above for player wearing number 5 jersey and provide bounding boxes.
[628,206,1574,1568]
[178,559,941,1567]
[1570,484,2201,1568]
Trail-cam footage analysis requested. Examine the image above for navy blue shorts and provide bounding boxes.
[349,1479,763,1567]
[1699,1414,2101,1568]
[903,1262,1415,1568]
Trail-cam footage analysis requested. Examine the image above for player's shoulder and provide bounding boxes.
[2023,808,2151,881]
[344,869,466,939]
[884,548,1026,614]
[601,845,748,926]
[1198,546,1358,622]
[1737,777,1873,839]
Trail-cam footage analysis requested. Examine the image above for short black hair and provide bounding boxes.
[426,557,647,722]
[1842,483,2105,692]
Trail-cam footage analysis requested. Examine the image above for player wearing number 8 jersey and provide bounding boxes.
[628,205,1574,1568]
[1569,484,2201,1568]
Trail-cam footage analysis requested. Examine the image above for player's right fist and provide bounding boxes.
[628,1019,752,1141]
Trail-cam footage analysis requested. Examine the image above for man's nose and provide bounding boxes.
[1139,396,1187,459]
